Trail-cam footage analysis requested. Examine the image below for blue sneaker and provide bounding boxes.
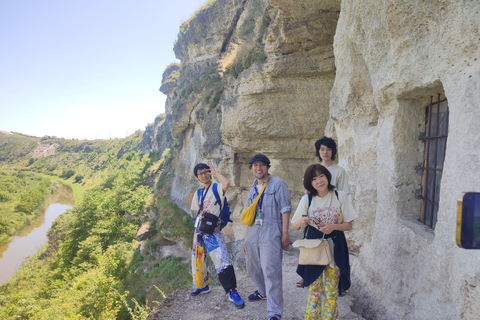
[228,290,245,309]
[191,285,211,296]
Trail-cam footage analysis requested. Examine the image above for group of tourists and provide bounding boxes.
[189,136,358,320]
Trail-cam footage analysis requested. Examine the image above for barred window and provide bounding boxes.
[419,94,449,228]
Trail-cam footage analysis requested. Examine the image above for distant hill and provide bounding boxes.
[0,132,40,163]
[0,131,144,191]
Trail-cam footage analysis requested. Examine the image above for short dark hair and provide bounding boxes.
[193,163,209,177]
[303,164,335,196]
[314,136,337,161]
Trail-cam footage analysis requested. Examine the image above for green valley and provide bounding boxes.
[0,131,193,319]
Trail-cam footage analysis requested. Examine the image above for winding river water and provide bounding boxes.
[0,183,75,285]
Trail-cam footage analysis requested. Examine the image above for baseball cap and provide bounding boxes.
[249,154,271,165]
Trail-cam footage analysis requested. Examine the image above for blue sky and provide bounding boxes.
[0,0,205,140]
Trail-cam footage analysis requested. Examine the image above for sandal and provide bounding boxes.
[296,279,304,288]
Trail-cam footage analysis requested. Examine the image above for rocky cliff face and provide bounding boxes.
[145,0,341,244]
[143,0,480,318]
[330,1,480,319]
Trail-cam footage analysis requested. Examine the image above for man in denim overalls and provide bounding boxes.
[243,154,291,320]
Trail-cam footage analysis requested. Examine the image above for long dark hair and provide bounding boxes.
[303,164,335,196]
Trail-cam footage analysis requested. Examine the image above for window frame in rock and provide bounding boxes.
[418,94,449,229]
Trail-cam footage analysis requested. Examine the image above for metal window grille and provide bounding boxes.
[419,94,449,228]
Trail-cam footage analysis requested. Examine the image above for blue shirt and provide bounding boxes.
[247,175,291,223]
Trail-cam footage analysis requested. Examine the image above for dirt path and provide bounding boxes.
[145,248,365,320]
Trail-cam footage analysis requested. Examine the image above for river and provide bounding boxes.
[0,183,75,285]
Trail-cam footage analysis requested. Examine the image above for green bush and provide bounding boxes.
[0,217,8,234]
[101,173,118,189]
[0,191,11,202]
[74,174,84,183]
[13,181,49,213]
[154,196,193,248]
[145,257,191,292]
[147,240,159,250]
[60,169,75,179]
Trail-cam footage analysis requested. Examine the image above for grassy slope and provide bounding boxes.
[0,132,142,244]
[0,131,193,319]
[0,132,40,163]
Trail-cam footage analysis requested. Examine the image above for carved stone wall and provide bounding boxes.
[330,1,480,319]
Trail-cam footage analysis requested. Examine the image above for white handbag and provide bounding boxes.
[293,234,332,266]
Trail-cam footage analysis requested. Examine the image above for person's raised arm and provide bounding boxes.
[208,162,230,195]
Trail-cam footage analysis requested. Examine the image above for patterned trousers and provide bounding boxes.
[192,230,236,293]
[305,265,340,320]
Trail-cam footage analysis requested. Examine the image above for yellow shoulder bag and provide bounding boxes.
[240,176,270,226]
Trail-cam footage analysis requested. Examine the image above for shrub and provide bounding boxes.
[147,240,159,250]
[228,42,266,79]
[101,173,118,189]
[60,169,75,179]
[125,151,135,161]
[156,171,169,190]
[0,191,11,202]
[14,184,48,213]
[154,196,193,248]
[145,257,191,292]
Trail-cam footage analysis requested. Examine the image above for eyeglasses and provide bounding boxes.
[197,170,210,176]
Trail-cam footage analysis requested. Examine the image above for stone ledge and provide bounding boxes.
[398,217,435,241]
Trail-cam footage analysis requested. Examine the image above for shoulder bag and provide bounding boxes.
[240,176,270,226]
[196,184,218,234]
[292,229,331,265]
[292,193,332,265]
[198,212,218,234]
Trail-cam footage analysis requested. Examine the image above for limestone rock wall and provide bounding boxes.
[331,1,480,319]
[145,0,480,317]
[162,0,341,244]
[173,0,247,63]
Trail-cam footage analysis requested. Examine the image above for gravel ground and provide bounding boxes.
[145,248,365,320]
